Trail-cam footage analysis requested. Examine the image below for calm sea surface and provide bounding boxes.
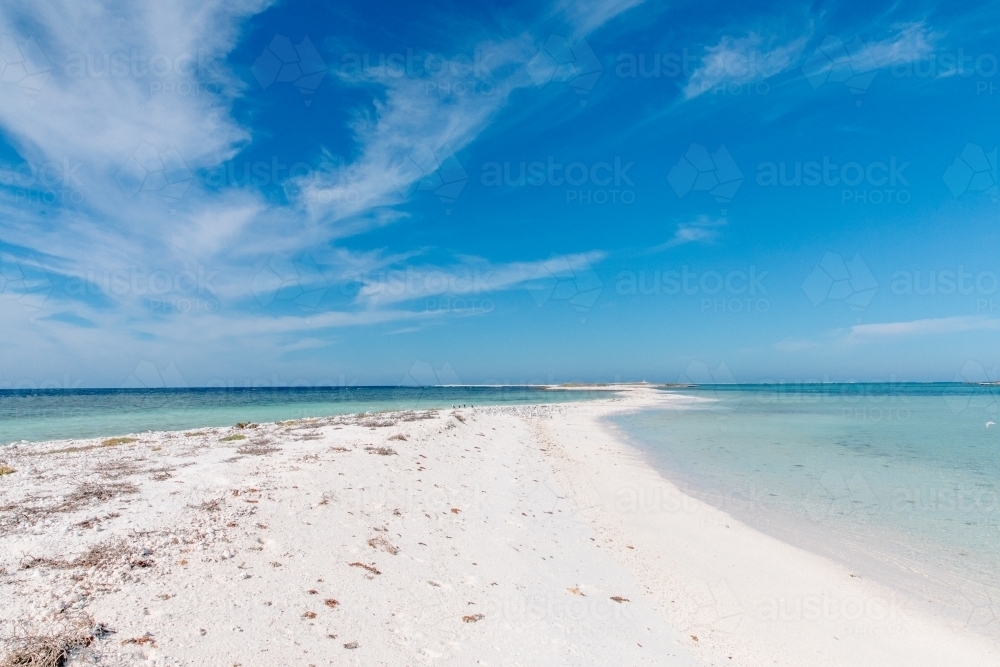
[613,383,1000,629]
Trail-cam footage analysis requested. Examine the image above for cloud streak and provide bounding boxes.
[842,315,1000,343]
[684,33,807,99]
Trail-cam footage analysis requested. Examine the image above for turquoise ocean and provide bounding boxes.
[612,383,1000,632]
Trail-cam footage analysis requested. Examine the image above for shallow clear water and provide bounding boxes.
[0,386,605,444]
[612,383,1000,620]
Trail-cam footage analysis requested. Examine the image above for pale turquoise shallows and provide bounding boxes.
[612,383,1000,628]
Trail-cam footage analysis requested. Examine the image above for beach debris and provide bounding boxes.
[367,536,399,555]
[188,498,222,512]
[348,562,381,575]
[324,598,339,608]
[330,446,350,452]
[234,423,258,429]
[450,508,461,514]
[610,596,629,603]
[388,434,407,441]
[220,434,246,442]
[236,439,278,456]
[121,633,156,647]
[0,615,99,667]
[6,482,141,524]
[452,413,466,423]
[0,466,15,476]
[567,587,584,596]
[461,614,484,623]
[364,446,396,456]
[307,589,318,595]
[21,538,153,571]
[302,611,316,619]
[101,437,137,447]
[690,635,698,642]
[343,642,358,649]
[359,417,398,428]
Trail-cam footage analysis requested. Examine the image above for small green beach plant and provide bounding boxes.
[220,434,246,442]
[101,437,138,447]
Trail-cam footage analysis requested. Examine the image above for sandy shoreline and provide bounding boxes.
[0,387,996,665]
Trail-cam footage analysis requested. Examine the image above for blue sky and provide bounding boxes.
[0,0,998,387]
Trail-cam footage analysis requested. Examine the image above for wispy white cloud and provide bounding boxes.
[855,23,934,70]
[356,252,605,308]
[558,0,648,38]
[684,33,808,99]
[291,38,532,227]
[773,337,819,353]
[684,23,935,101]
[842,315,1000,343]
[658,215,726,248]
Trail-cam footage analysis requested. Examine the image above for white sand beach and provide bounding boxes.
[0,386,996,666]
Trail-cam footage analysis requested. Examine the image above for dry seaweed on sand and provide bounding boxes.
[101,437,138,447]
[236,438,279,456]
[0,466,15,476]
[364,446,396,456]
[120,633,155,647]
[387,434,407,441]
[366,535,399,555]
[21,539,154,571]
[399,410,437,422]
[348,561,380,575]
[1,482,139,532]
[0,614,102,667]
[187,498,223,512]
